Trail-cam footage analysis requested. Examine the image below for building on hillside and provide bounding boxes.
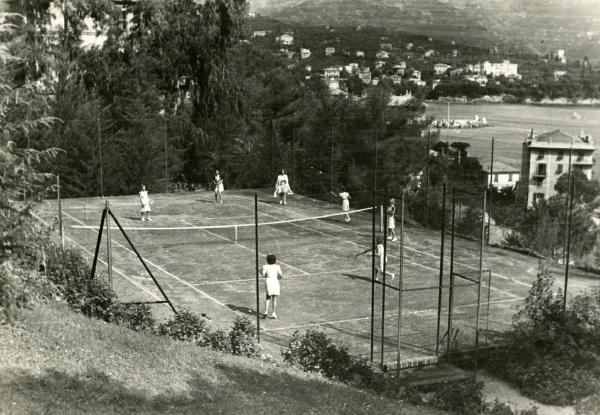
[325,47,335,56]
[410,69,421,81]
[355,50,365,57]
[388,91,414,106]
[517,129,595,207]
[554,70,567,80]
[375,50,390,59]
[358,68,372,84]
[323,67,341,78]
[252,30,267,38]
[449,68,463,77]
[423,49,436,57]
[300,48,311,59]
[452,49,458,57]
[434,63,451,75]
[371,77,379,86]
[464,74,488,86]
[375,60,386,69]
[397,61,407,70]
[432,79,441,89]
[483,162,520,189]
[406,42,414,50]
[276,34,294,46]
[391,74,402,85]
[481,60,519,78]
[344,63,359,73]
[380,43,392,51]
[557,49,567,64]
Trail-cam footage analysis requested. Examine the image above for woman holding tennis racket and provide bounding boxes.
[213,170,224,204]
[274,169,293,205]
[261,253,283,319]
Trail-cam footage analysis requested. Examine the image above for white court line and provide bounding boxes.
[179,219,309,276]
[62,211,227,307]
[238,202,520,299]
[30,212,162,301]
[264,296,524,332]
[195,267,372,286]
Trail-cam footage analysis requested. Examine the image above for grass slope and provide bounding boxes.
[0,303,445,415]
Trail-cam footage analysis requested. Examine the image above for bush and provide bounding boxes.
[0,261,58,324]
[158,309,209,342]
[109,303,156,333]
[229,316,260,357]
[430,379,484,414]
[282,329,365,382]
[42,244,115,320]
[576,391,600,415]
[199,328,232,353]
[481,265,600,405]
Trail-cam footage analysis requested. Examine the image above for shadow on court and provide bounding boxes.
[342,273,371,284]
[226,304,257,316]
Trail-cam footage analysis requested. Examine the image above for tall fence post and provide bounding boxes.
[435,184,446,355]
[487,137,494,245]
[370,192,376,365]
[563,173,575,312]
[474,189,487,379]
[105,200,113,290]
[381,187,388,368]
[57,174,64,249]
[97,117,104,198]
[164,116,168,194]
[425,131,431,229]
[447,187,457,354]
[396,189,405,375]
[255,193,261,342]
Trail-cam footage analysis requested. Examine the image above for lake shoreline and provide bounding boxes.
[426,98,600,108]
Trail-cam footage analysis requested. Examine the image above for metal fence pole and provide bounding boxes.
[563,174,575,312]
[370,193,376,365]
[105,200,113,290]
[425,131,431,229]
[396,189,405,374]
[57,174,64,249]
[381,188,388,368]
[255,193,261,342]
[97,117,104,198]
[435,184,447,355]
[164,116,168,193]
[487,137,494,245]
[474,189,487,378]
[447,187,457,354]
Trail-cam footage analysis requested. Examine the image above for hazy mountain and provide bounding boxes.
[250,0,600,60]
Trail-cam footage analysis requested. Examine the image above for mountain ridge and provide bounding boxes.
[249,0,600,60]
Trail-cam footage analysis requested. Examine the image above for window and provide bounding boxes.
[556,164,563,175]
[536,151,544,160]
[557,151,564,161]
[535,164,547,177]
[534,193,545,203]
[577,152,584,162]
[494,174,499,182]
[508,173,513,182]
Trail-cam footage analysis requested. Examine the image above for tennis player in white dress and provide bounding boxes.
[387,198,397,241]
[274,169,293,205]
[355,237,395,281]
[331,189,351,222]
[213,170,224,204]
[139,185,152,221]
[261,253,283,319]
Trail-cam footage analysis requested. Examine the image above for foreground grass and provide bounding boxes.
[0,303,445,415]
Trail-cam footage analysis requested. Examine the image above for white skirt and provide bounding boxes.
[140,203,151,213]
[265,278,280,296]
[215,184,224,193]
[388,216,395,228]
[342,199,350,212]
[274,183,293,196]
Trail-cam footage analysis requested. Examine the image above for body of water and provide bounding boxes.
[425,102,600,177]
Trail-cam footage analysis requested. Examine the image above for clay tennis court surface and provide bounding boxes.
[35,189,600,365]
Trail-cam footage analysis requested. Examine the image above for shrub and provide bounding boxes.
[282,329,363,382]
[158,309,209,342]
[109,303,156,333]
[576,391,600,415]
[430,379,484,414]
[199,328,231,353]
[42,244,115,320]
[229,316,260,357]
[0,261,58,324]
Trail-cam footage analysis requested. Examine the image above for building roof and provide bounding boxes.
[535,130,575,144]
[483,161,519,174]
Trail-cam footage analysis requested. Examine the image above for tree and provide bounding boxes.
[555,169,600,205]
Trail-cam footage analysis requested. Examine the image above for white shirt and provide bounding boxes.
[262,264,282,280]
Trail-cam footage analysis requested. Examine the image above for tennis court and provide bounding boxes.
[34,189,577,366]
